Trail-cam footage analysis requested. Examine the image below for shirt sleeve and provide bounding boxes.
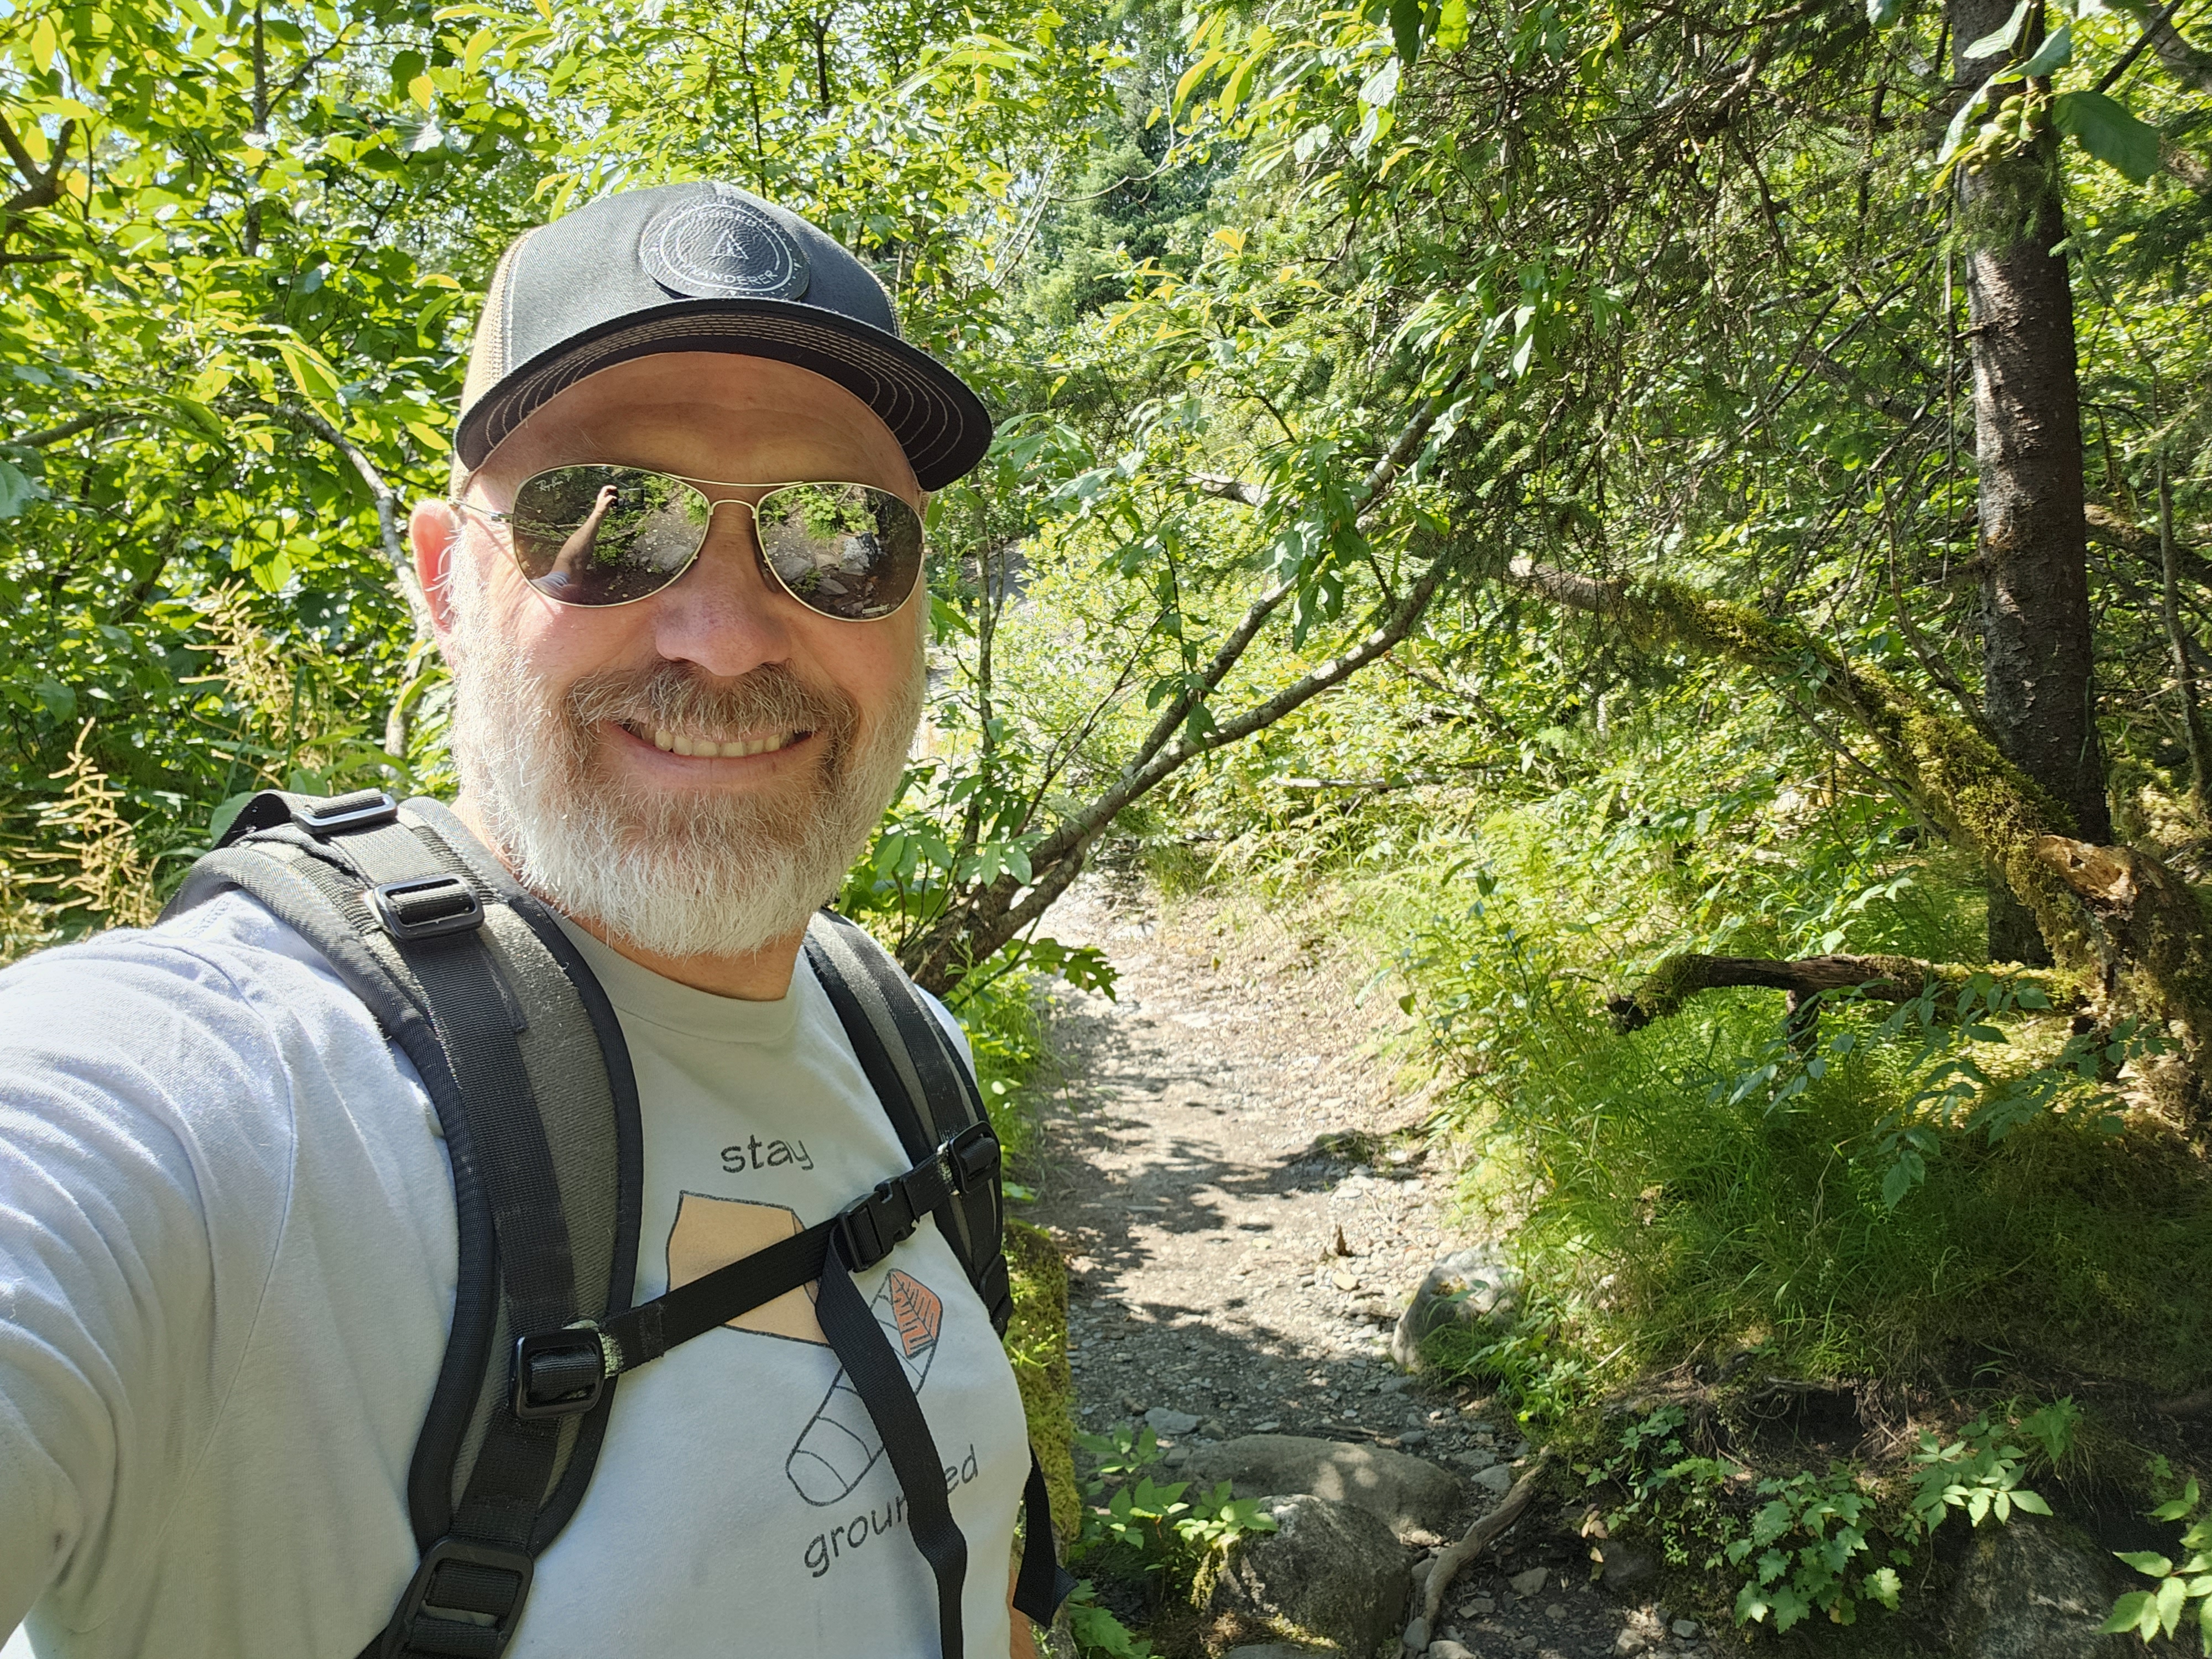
[0,934,296,1640]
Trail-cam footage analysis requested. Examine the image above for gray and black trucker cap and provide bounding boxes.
[456,182,993,490]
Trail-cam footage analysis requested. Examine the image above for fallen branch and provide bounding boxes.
[1499,556,2212,1068]
[1608,952,2077,1037]
[1413,1448,1557,1646]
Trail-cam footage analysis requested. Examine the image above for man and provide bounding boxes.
[0,182,1040,1657]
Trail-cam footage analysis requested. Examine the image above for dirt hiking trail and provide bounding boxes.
[1024,873,1719,1659]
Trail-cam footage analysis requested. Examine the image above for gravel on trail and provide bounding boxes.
[1021,874,1717,1659]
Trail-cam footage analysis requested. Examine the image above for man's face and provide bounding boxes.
[415,352,927,964]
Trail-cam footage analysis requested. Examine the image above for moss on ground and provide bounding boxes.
[1003,1218,1081,1541]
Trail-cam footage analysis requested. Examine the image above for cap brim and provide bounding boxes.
[453,298,994,491]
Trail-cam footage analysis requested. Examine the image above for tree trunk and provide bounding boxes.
[1950,0,2109,962]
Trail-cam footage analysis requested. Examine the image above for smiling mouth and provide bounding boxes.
[620,721,807,759]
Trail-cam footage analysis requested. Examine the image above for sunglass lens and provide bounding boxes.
[509,466,708,604]
[755,484,924,620]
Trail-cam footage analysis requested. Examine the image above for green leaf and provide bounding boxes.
[1964,1,2032,59]
[1940,76,2000,165]
[1865,0,1900,25]
[1387,0,1422,66]
[0,457,43,519]
[2018,23,2070,77]
[2161,1574,2190,1634]
[2105,1590,2156,1634]
[2120,1551,2176,1578]
[2010,1489,2052,1516]
[2053,89,2162,183]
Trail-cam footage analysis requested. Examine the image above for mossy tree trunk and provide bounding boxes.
[1503,558,2212,1091]
[1949,0,2111,962]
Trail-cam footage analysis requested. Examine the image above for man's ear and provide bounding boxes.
[409,498,465,639]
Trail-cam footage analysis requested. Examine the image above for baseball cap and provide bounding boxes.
[455,182,994,490]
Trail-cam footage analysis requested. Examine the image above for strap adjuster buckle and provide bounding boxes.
[386,1536,534,1658]
[835,1178,921,1271]
[372,874,485,941]
[512,1326,608,1421]
[291,789,399,834]
[942,1121,999,1193]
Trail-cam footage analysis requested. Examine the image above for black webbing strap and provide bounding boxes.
[1015,1452,1077,1621]
[820,1234,969,1658]
[242,808,581,1659]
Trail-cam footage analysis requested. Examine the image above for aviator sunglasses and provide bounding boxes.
[452,463,926,619]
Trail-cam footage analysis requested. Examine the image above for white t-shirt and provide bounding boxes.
[0,890,1025,1659]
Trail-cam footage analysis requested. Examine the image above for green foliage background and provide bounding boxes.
[7,0,2212,1641]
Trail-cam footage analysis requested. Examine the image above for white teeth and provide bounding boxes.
[648,727,791,758]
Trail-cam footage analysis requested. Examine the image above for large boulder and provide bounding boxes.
[1391,1245,1522,1371]
[1202,1493,1409,1657]
[1182,1434,1463,1538]
[1945,1520,2130,1658]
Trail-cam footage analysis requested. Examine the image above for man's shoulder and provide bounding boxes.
[1,886,353,1019]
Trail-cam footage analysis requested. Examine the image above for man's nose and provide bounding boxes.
[647,503,794,676]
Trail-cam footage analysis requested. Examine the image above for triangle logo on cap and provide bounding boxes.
[639,184,812,302]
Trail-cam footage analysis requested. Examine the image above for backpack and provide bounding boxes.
[161,788,1071,1659]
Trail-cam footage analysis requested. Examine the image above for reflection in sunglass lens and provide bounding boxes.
[508,465,711,606]
[755,483,924,621]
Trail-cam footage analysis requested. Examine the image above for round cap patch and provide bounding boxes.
[639,186,811,301]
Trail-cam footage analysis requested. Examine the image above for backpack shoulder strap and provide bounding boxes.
[802,910,1012,1334]
[799,911,1072,1626]
[164,789,643,1659]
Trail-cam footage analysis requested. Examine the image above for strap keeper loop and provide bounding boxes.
[383,1537,534,1659]
[510,1326,608,1420]
[942,1120,999,1192]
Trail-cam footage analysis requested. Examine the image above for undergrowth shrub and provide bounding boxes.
[1581,1397,2075,1635]
[1062,1424,1279,1658]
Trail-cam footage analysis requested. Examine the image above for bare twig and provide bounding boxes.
[0,117,76,216]
[273,400,434,639]
[2096,0,2194,93]
[13,411,126,450]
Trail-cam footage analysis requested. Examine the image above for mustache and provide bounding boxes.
[564,661,858,747]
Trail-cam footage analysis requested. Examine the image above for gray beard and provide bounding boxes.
[442,570,921,962]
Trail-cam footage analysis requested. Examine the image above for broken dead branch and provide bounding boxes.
[1417,1449,1557,1640]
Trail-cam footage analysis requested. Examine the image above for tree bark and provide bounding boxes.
[1950,0,2110,961]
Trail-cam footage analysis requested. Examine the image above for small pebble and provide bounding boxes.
[1673,1619,1700,1639]
[1400,1428,1429,1446]
[1509,1566,1550,1597]
[1461,1597,1495,1615]
[1545,1601,1566,1619]
[1251,1420,1282,1433]
[1514,1639,1538,1654]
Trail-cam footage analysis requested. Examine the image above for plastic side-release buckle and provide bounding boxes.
[291,789,399,835]
[372,875,485,942]
[942,1120,1000,1193]
[834,1177,922,1271]
[386,1536,534,1658]
[511,1327,608,1421]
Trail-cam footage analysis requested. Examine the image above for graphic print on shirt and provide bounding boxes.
[786,1268,943,1505]
[665,1191,825,1344]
